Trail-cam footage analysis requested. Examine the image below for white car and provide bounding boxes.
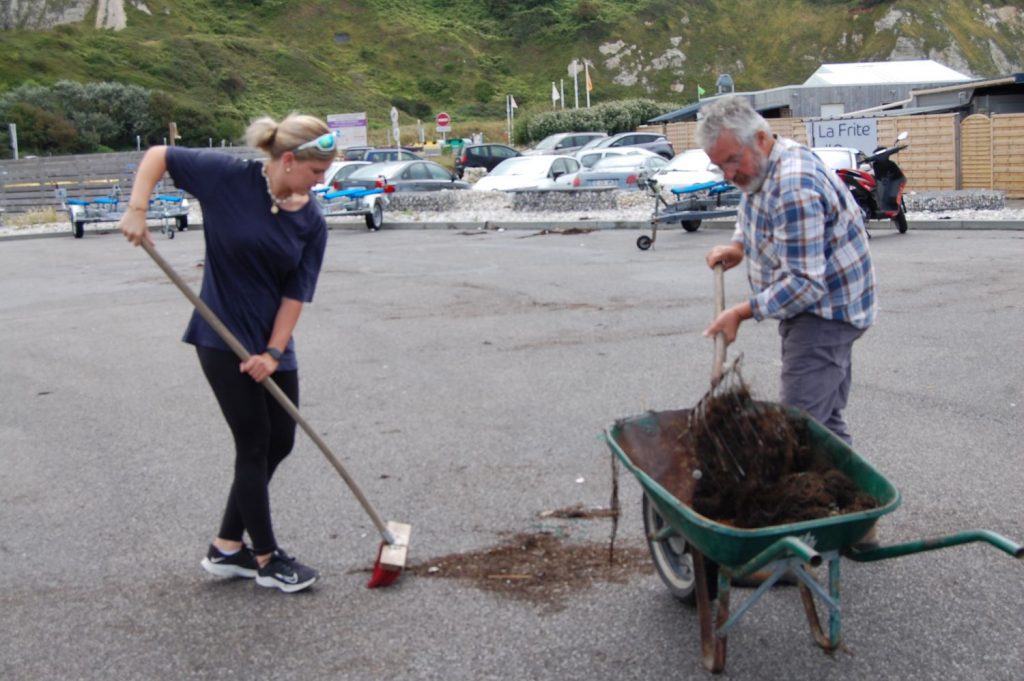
[812,146,864,172]
[472,155,581,191]
[314,160,371,192]
[648,149,723,191]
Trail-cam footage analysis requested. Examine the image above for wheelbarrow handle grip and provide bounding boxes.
[712,263,726,386]
[139,241,395,544]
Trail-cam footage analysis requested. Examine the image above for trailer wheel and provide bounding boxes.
[176,215,188,231]
[365,203,383,231]
[636,235,653,250]
[72,221,85,239]
[682,219,701,232]
[642,493,717,605]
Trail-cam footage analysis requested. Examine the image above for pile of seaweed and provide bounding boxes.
[686,382,878,528]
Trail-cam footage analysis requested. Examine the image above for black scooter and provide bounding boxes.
[836,131,910,234]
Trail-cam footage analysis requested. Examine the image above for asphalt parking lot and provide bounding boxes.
[2,226,1022,680]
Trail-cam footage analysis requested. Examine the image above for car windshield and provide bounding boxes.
[531,136,566,151]
[591,155,648,170]
[665,150,715,172]
[348,162,405,179]
[489,157,552,176]
[584,137,613,150]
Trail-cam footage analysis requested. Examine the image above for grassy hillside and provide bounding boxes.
[1,0,1022,147]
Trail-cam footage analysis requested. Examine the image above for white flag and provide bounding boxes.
[509,95,518,110]
[551,82,560,103]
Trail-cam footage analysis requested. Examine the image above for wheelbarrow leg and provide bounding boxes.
[797,553,843,652]
[693,548,728,673]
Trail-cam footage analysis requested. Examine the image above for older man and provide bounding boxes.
[698,95,876,450]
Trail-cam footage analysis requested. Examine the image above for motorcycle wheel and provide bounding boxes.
[894,205,908,234]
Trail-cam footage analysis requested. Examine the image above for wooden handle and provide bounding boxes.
[712,263,726,387]
[140,241,395,543]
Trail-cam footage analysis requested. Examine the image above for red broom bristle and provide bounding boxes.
[366,543,403,588]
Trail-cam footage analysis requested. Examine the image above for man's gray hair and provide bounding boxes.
[695,95,771,151]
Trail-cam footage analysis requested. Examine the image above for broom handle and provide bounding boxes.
[140,241,396,545]
[712,263,726,387]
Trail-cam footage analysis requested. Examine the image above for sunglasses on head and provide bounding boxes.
[292,132,337,154]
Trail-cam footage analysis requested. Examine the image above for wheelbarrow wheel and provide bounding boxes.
[642,493,718,605]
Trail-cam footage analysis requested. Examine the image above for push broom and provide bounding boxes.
[141,240,410,588]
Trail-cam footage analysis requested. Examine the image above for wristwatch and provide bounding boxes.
[264,347,283,361]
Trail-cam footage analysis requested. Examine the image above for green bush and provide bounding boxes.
[515,98,676,144]
[0,80,155,151]
[4,101,83,154]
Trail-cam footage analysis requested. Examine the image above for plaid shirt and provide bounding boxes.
[731,137,876,329]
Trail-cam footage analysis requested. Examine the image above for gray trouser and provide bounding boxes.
[778,314,867,445]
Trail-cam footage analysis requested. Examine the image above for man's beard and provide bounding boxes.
[735,146,770,194]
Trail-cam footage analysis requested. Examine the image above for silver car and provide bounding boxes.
[522,131,607,156]
[568,151,668,190]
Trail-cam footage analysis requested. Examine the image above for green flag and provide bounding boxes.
[697,84,706,99]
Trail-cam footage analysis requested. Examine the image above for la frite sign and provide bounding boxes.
[807,118,878,155]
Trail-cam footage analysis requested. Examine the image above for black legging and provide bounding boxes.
[197,346,299,555]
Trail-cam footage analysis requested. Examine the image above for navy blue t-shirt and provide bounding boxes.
[165,147,327,371]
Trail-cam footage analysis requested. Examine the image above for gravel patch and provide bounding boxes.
[3,190,1022,239]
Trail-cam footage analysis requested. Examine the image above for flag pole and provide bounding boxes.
[585,61,590,108]
[573,60,580,109]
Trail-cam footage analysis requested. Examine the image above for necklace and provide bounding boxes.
[261,164,288,214]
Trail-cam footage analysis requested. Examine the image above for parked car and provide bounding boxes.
[648,149,723,191]
[343,160,470,192]
[522,131,607,156]
[582,131,675,159]
[363,148,424,163]
[568,151,668,190]
[558,148,660,186]
[574,146,655,170]
[342,145,374,160]
[472,155,581,191]
[812,146,864,172]
[314,160,371,191]
[454,143,521,178]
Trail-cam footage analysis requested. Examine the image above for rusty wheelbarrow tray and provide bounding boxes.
[604,406,1023,674]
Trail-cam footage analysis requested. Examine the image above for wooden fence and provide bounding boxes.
[658,112,1024,198]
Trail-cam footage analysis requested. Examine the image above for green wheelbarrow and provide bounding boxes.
[604,406,1024,674]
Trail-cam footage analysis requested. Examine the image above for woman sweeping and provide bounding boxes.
[119,114,335,593]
